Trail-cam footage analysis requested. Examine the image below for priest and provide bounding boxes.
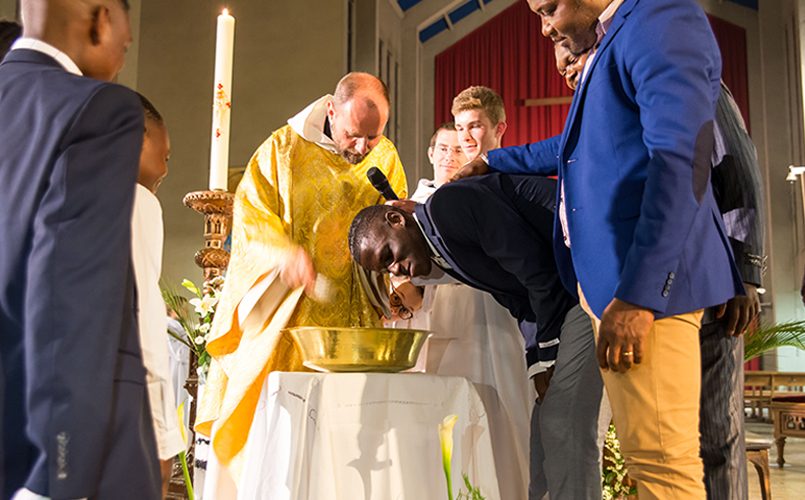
[196,72,407,483]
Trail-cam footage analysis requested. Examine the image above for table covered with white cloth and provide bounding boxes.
[236,371,500,500]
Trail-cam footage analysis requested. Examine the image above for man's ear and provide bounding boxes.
[427,146,435,164]
[88,5,112,46]
[326,100,336,120]
[495,120,508,140]
[384,210,405,228]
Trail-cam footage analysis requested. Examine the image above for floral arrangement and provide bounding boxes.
[602,424,636,500]
[439,415,485,500]
[161,275,225,382]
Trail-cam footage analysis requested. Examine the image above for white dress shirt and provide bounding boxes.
[131,184,186,460]
[559,0,624,248]
[11,38,83,76]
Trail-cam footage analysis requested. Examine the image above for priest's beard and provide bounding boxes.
[340,149,367,164]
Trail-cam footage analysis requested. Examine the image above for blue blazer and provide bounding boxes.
[487,0,744,318]
[0,49,159,498]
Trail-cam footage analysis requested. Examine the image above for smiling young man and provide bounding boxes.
[452,86,507,162]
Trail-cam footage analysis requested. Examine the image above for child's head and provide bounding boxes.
[451,86,507,159]
[137,93,170,193]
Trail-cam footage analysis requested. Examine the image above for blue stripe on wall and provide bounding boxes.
[449,0,481,24]
[420,18,449,43]
[398,0,422,11]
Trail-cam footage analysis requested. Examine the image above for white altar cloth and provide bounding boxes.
[236,372,500,500]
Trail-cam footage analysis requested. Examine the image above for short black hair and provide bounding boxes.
[348,205,397,262]
[0,20,22,61]
[136,92,164,125]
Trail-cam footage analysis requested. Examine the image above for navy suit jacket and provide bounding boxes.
[0,49,152,498]
[414,174,576,367]
[487,0,744,318]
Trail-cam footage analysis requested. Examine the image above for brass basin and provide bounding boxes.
[285,326,430,373]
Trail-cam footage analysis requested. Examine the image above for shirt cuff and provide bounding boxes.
[528,360,556,379]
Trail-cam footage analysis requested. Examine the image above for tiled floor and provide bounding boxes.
[746,422,805,499]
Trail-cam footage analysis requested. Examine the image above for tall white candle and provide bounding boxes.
[209,8,235,191]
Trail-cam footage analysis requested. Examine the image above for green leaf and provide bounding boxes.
[744,320,805,361]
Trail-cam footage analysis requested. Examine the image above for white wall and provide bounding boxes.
[134,0,348,287]
[0,0,16,20]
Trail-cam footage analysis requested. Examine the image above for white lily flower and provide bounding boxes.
[194,335,206,345]
[190,295,217,316]
[199,322,211,334]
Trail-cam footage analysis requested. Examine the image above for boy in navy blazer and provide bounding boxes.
[0,1,160,498]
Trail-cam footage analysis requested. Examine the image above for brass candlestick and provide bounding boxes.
[183,189,235,282]
[167,189,234,499]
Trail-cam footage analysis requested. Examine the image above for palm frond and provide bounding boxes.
[744,320,805,362]
[160,281,200,339]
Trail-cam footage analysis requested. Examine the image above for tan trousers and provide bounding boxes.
[578,288,706,500]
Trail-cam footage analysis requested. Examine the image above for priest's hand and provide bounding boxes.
[448,156,489,183]
[715,283,760,337]
[280,246,317,294]
[386,199,416,213]
[533,365,555,402]
[597,298,653,373]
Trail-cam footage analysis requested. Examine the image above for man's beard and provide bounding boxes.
[340,149,367,165]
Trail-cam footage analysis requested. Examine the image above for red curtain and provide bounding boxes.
[708,15,751,130]
[434,4,750,144]
[434,1,571,146]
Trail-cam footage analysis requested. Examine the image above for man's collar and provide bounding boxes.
[411,212,452,270]
[596,0,625,43]
[11,38,82,76]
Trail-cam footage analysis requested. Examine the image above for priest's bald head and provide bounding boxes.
[20,0,132,81]
[327,72,390,164]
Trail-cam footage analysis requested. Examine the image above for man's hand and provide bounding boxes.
[280,246,316,294]
[448,156,490,183]
[385,199,417,213]
[533,365,555,402]
[715,283,760,337]
[597,298,654,373]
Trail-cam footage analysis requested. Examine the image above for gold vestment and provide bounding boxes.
[196,124,407,466]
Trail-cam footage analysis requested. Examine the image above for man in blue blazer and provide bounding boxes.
[0,1,160,498]
[454,0,744,498]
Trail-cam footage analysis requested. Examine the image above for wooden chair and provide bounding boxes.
[746,440,773,500]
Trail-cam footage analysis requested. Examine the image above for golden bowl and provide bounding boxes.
[285,326,430,373]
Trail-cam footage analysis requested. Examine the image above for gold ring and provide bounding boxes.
[622,351,633,356]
